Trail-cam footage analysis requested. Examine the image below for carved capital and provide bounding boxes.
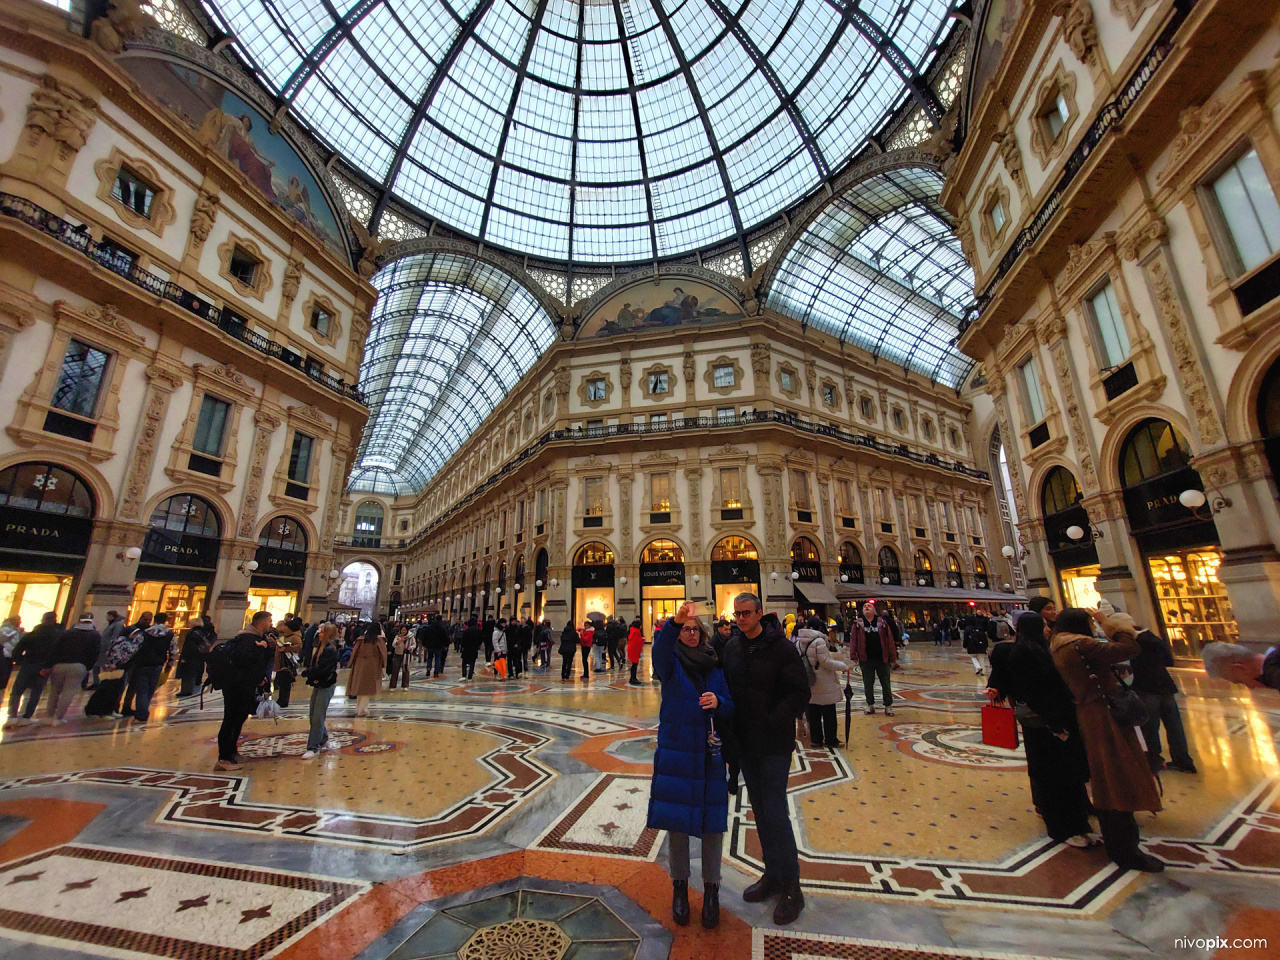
[24,75,97,155]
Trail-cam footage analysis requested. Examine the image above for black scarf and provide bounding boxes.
[675,639,719,681]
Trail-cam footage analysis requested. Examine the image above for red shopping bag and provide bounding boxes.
[981,704,1019,749]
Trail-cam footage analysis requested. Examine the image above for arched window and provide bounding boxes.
[791,536,820,562]
[712,536,757,560]
[258,516,307,552]
[914,550,932,572]
[838,541,864,584]
[354,500,384,537]
[149,494,220,538]
[877,546,901,585]
[497,562,507,588]
[0,462,95,517]
[973,555,989,588]
[945,553,964,588]
[574,542,614,565]
[514,556,526,588]
[641,539,684,563]
[1120,419,1192,486]
[1041,466,1083,517]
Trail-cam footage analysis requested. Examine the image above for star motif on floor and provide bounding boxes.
[115,887,150,902]
[60,879,95,892]
[239,905,272,923]
[6,872,43,885]
[175,894,209,913]
[614,802,632,811]
[598,822,620,837]
[624,787,642,794]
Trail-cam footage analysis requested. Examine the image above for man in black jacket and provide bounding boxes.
[4,612,63,725]
[128,613,175,722]
[461,617,484,680]
[44,613,101,723]
[722,592,810,925]
[215,610,273,770]
[1127,616,1196,773]
[605,616,626,669]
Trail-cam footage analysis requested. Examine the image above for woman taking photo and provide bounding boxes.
[302,623,340,759]
[347,623,386,717]
[987,612,1095,848]
[1050,608,1164,872]
[647,601,735,930]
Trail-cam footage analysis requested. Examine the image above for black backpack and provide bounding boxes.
[204,639,235,690]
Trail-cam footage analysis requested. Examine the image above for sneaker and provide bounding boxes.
[1063,834,1101,849]
[110,712,124,719]
[47,718,66,726]
[301,750,318,760]
[864,704,875,715]
[323,740,340,752]
[884,706,894,716]
[214,759,242,771]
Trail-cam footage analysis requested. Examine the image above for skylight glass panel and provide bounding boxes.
[200,0,959,263]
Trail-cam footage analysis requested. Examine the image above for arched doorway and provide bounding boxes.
[247,516,308,626]
[1257,359,1280,487]
[0,461,96,626]
[353,500,384,548]
[640,538,685,637]
[791,536,832,615]
[133,493,222,630]
[1119,418,1236,656]
[944,553,964,588]
[338,562,379,620]
[534,549,548,621]
[877,545,901,586]
[913,550,934,587]
[711,536,761,619]
[838,541,864,584]
[572,542,615,626]
[1040,466,1099,607]
[973,556,989,590]
[496,562,508,618]
[513,556,527,619]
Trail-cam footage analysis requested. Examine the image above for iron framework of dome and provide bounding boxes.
[768,165,975,388]
[348,252,561,494]
[198,0,956,265]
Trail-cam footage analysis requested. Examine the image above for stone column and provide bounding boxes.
[118,364,185,520]
[686,466,707,602]
[1081,491,1155,626]
[213,541,255,637]
[237,411,281,539]
[81,520,147,623]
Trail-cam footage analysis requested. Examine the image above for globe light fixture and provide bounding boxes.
[1001,545,1016,559]
[692,574,700,583]
[770,572,779,581]
[618,576,627,585]
[1066,525,1085,541]
[549,578,559,588]
[535,579,543,588]
[1178,489,1207,509]
[840,574,849,582]
[790,571,800,580]
[881,576,890,584]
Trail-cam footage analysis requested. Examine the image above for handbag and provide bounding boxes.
[1013,701,1048,729]
[981,703,1019,749]
[1072,638,1148,727]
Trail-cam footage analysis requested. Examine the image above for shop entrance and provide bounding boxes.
[246,515,308,627]
[572,541,615,626]
[132,493,222,632]
[640,539,685,637]
[0,462,96,627]
[710,536,760,620]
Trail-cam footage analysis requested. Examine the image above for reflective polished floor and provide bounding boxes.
[1,644,1278,960]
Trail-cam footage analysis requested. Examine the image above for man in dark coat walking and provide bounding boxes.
[215,610,273,770]
[720,592,810,925]
[461,617,484,680]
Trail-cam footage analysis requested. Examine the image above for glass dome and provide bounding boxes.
[199,0,954,263]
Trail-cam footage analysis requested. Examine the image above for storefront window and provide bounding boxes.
[1059,564,1101,609]
[1148,550,1237,658]
[129,581,207,631]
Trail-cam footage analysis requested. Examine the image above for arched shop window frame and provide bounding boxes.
[877,545,902,585]
[839,541,865,584]
[0,461,96,517]
[913,549,934,587]
[574,542,615,566]
[353,499,385,547]
[973,555,989,589]
[945,552,964,588]
[148,493,222,539]
[257,515,308,552]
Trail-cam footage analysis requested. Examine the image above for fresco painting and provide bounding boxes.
[119,58,345,254]
[578,279,746,338]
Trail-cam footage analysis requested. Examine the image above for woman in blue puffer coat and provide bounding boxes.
[646,601,734,930]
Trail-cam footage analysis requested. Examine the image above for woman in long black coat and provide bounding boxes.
[558,622,579,681]
[987,612,1096,848]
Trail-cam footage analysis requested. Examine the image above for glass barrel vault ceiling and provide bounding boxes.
[199,0,956,263]
[768,166,975,388]
[348,252,561,494]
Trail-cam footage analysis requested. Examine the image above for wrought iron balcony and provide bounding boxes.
[0,192,365,404]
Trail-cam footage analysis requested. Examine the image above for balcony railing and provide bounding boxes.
[0,192,365,404]
[960,0,1196,332]
[405,409,990,550]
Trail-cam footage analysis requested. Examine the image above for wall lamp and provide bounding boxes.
[237,559,259,575]
[1001,543,1030,562]
[1179,488,1231,515]
[1065,525,1103,542]
[116,546,142,563]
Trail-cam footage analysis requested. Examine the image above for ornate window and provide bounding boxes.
[1205,147,1280,277]
[259,516,308,552]
[641,364,675,401]
[777,363,800,398]
[94,148,176,236]
[1029,63,1078,166]
[302,292,343,348]
[704,356,745,396]
[217,234,273,301]
[578,372,613,408]
[574,542,614,566]
[150,494,220,538]
[877,545,901,585]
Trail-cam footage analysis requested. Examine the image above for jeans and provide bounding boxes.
[131,664,163,721]
[806,703,839,747]
[430,648,446,675]
[860,661,892,706]
[1140,692,1193,769]
[219,687,256,760]
[739,752,799,883]
[593,645,605,671]
[45,663,87,719]
[307,683,335,751]
[580,646,591,676]
[7,663,47,718]
[668,831,723,884]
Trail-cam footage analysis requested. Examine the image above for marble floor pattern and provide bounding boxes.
[0,646,1278,960]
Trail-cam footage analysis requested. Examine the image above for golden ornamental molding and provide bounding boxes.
[1117,215,1168,262]
[190,188,220,246]
[143,363,184,392]
[281,258,304,312]
[300,291,344,349]
[750,341,770,377]
[216,233,273,301]
[576,370,615,409]
[24,74,98,155]
[93,147,176,237]
[1053,0,1100,66]
[1054,232,1115,295]
[1028,61,1079,169]
[1156,74,1266,190]
[1047,338,1098,491]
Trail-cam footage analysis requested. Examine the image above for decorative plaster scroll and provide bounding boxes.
[1110,0,1157,28]
[618,475,633,562]
[25,75,97,156]
[686,468,702,557]
[320,447,348,551]
[1048,339,1099,491]
[238,411,280,538]
[1053,0,1100,66]
[1055,233,1114,293]
[118,366,183,519]
[1143,255,1224,447]
[190,189,220,246]
[1117,216,1168,262]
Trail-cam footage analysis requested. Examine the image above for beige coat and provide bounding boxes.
[1050,618,1162,813]
[347,635,386,697]
[795,629,850,706]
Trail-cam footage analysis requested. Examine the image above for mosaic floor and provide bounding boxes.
[1,645,1278,960]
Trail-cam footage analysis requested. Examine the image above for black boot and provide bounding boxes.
[671,879,690,926]
[701,883,720,929]
[772,880,805,925]
[742,873,777,903]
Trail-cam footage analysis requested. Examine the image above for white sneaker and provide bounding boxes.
[864,704,875,715]
[301,750,318,759]
[884,706,895,716]
[110,712,124,719]
[322,740,340,752]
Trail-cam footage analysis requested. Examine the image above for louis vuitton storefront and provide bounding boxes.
[0,462,96,626]
[130,493,223,632]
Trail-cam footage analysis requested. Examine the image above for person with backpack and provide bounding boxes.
[302,623,340,759]
[210,610,274,770]
[795,616,849,750]
[605,615,626,670]
[126,613,176,723]
[177,616,216,698]
[84,623,144,718]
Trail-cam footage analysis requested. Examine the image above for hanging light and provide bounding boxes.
[790,571,800,580]
[618,575,627,585]
[535,579,543,588]
[1001,545,1015,558]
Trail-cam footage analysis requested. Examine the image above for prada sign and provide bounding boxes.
[791,561,823,582]
[1123,467,1205,535]
[141,528,221,569]
[0,505,93,560]
[252,545,308,581]
[572,565,615,588]
[640,563,685,587]
[711,559,759,584]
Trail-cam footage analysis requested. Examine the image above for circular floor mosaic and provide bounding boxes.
[881,721,1026,769]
